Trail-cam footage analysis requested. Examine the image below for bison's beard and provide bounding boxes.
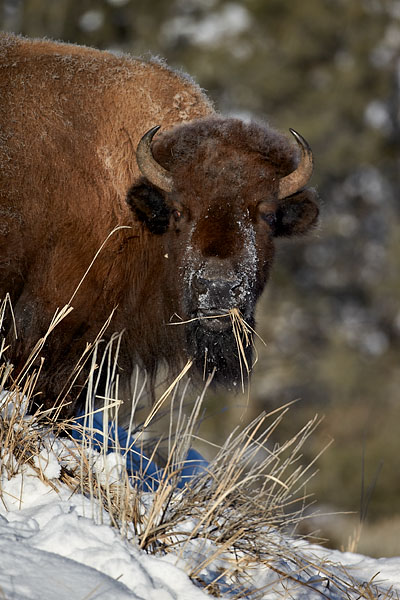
[185,318,254,390]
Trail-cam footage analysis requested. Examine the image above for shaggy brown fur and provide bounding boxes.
[0,33,318,416]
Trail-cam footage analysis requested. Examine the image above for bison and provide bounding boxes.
[0,33,318,418]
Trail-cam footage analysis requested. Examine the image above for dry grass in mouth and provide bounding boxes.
[169,307,265,394]
[229,307,266,392]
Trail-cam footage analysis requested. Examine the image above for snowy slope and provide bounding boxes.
[1,443,400,600]
[1,386,400,600]
[0,463,208,600]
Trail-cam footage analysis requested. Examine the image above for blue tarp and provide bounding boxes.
[71,410,209,492]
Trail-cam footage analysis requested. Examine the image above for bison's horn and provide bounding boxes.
[278,129,313,199]
[136,125,174,193]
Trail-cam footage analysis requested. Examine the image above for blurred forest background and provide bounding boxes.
[1,0,400,556]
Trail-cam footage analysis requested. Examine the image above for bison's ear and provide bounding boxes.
[274,189,319,237]
[126,180,171,235]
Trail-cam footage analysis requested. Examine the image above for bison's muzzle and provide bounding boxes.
[183,269,256,389]
[191,274,246,331]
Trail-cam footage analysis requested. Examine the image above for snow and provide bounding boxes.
[0,463,208,600]
[1,395,400,599]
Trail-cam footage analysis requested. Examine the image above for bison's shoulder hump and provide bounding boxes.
[0,33,210,103]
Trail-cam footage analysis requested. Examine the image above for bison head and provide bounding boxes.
[126,117,318,389]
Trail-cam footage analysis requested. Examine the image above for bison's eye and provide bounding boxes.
[258,202,276,229]
[173,209,182,222]
[261,212,276,227]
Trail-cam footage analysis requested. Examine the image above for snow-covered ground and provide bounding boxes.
[1,478,207,600]
[1,395,400,599]
[2,462,400,600]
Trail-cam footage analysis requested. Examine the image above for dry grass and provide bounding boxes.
[169,307,262,387]
[0,298,398,599]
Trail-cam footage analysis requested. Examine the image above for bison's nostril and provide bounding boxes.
[192,276,209,295]
[231,279,244,293]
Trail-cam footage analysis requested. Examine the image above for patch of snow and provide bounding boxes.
[79,10,104,33]
[0,473,208,599]
[0,389,29,418]
[161,3,251,48]
[365,100,392,133]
